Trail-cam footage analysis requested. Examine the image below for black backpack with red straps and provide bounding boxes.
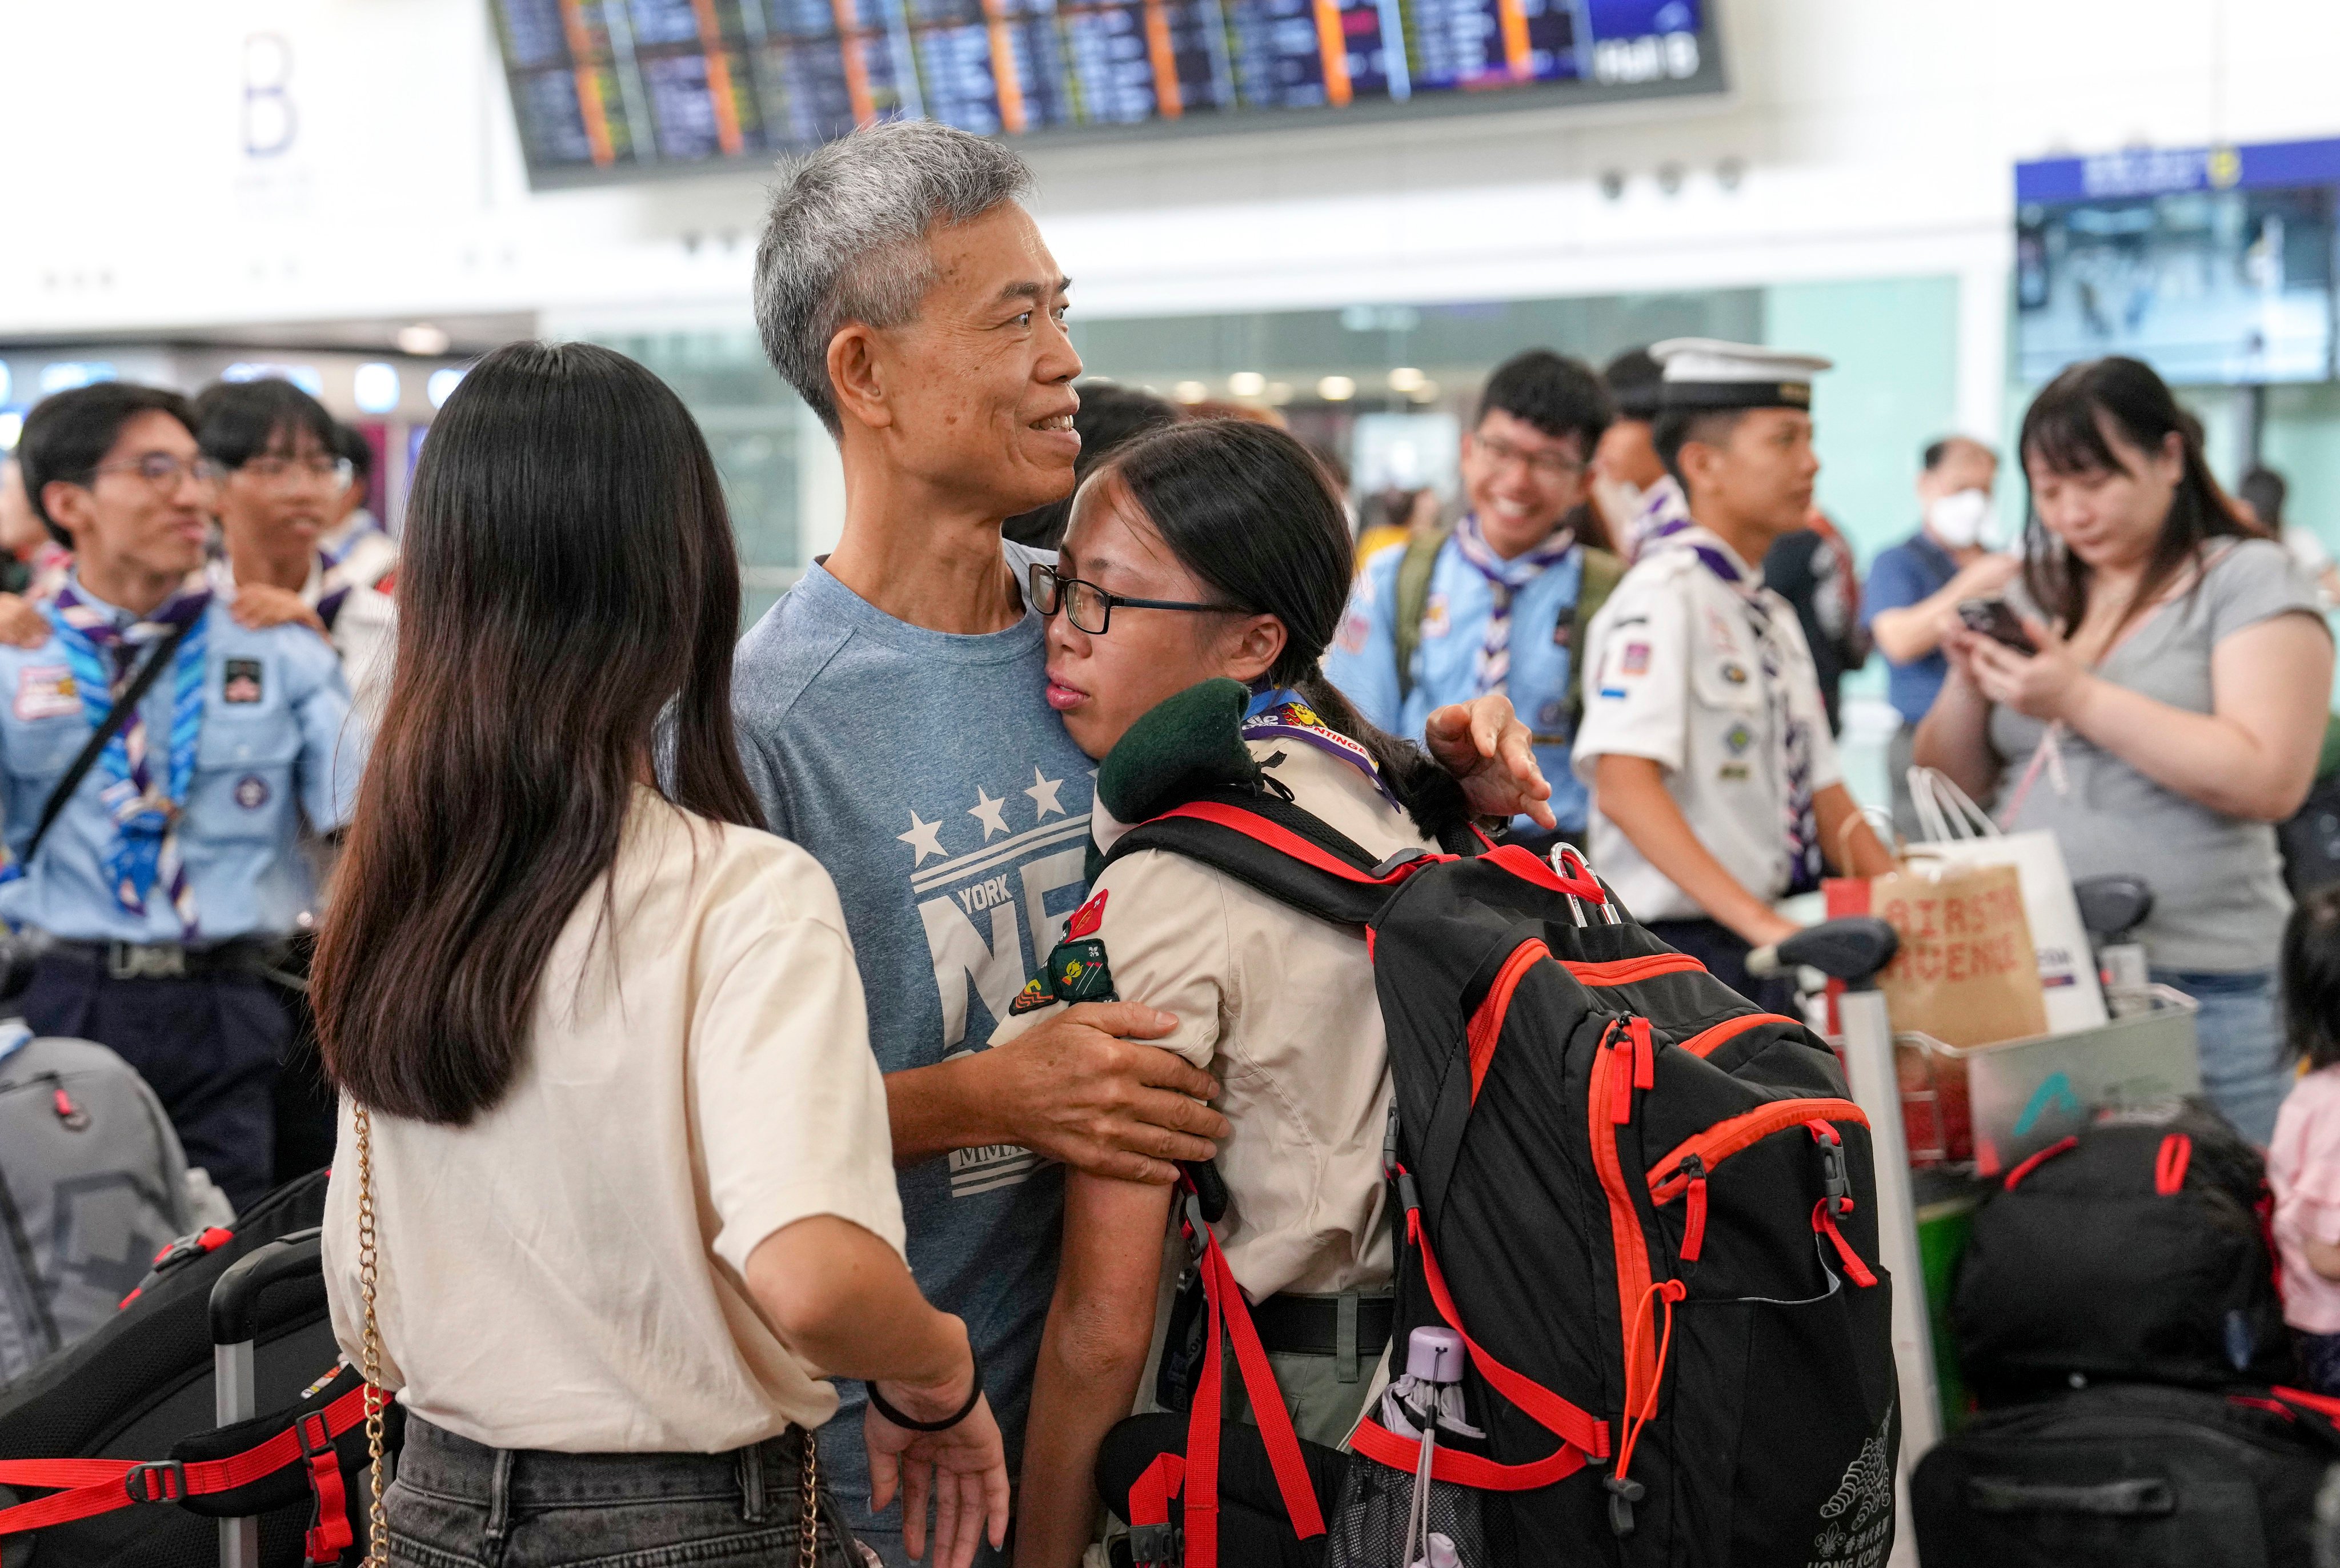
[1100,789,1900,1568]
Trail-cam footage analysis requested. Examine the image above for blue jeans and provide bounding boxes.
[385,1415,865,1567]
[2152,967,2289,1146]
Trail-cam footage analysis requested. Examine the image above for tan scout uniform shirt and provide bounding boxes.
[992,737,1435,1300]
[1572,528,1844,923]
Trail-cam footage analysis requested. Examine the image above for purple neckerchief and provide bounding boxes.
[1666,530,1822,893]
[1241,687,1406,811]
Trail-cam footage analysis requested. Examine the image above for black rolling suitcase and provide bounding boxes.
[1911,1382,2340,1568]
[0,1168,396,1568]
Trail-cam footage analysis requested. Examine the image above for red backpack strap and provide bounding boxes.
[1102,791,1449,929]
[0,1381,371,1538]
[1181,1226,1325,1568]
[1348,1205,1610,1490]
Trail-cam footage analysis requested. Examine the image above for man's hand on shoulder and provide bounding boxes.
[0,593,47,649]
[1424,692,1557,828]
[965,1002,1227,1184]
[230,584,327,639]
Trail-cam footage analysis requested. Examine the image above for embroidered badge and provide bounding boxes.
[222,658,263,704]
[1537,699,1568,730]
[1704,608,1738,652]
[1622,641,1651,675]
[13,665,77,721]
[1718,763,1751,781]
[233,775,271,811]
[1008,976,1056,1016]
[1721,661,1749,686]
[1066,888,1108,940]
[1049,937,1116,1003]
[1421,593,1451,639]
[1335,608,1371,656]
[1725,721,1753,756]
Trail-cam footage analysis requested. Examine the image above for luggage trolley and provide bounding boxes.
[1749,881,2205,1568]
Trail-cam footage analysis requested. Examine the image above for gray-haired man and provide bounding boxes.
[736,121,1552,1563]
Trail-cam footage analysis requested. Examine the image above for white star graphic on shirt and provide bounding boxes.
[1025,768,1065,820]
[968,788,1011,840]
[897,810,946,865]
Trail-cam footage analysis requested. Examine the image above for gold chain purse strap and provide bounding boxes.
[355,1104,390,1568]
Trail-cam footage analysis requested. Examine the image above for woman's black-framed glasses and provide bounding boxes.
[1029,562,1235,635]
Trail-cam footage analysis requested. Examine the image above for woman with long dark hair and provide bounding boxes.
[1916,356,2333,1142]
[997,419,1470,1566]
[315,342,1008,1567]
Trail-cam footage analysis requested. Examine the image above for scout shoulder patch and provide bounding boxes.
[1622,640,1652,675]
[222,657,264,704]
[1066,887,1108,939]
[1049,937,1117,1003]
[1421,592,1451,639]
[13,665,77,721]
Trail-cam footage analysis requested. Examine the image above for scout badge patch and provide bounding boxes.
[222,658,263,704]
[13,665,77,721]
[1012,889,1119,1014]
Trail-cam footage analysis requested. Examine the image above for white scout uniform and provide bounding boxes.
[990,707,1435,1304]
[1573,528,1843,922]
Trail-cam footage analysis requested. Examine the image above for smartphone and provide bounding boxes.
[1957,597,2037,655]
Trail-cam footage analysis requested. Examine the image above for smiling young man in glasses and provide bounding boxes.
[7,382,366,1209]
[1325,347,1623,856]
[194,379,396,723]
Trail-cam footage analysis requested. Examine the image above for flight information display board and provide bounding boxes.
[494,0,1721,186]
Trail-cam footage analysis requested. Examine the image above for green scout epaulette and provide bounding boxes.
[1009,888,1117,1014]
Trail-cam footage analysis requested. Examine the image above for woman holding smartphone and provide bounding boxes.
[315,342,1008,1567]
[1916,355,2333,1144]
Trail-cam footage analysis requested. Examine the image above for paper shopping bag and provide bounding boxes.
[1907,768,2110,1034]
[1826,860,2049,1049]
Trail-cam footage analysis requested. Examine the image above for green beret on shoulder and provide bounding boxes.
[1096,677,1262,825]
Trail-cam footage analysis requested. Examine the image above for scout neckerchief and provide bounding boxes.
[1243,687,1405,811]
[47,581,213,938]
[1675,528,1821,895]
[1449,512,1576,698]
[1625,475,1693,562]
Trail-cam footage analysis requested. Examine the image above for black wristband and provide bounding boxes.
[868,1346,984,1433]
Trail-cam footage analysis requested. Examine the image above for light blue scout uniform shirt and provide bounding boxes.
[0,581,364,945]
[1323,531,1593,835]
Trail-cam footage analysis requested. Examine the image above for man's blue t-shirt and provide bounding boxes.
[731,542,1093,1566]
[1861,530,1958,725]
[1321,531,1593,835]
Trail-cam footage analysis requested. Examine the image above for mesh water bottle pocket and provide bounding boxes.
[1324,1454,1489,1568]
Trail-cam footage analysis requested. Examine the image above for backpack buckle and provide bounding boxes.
[123,1459,187,1504]
[1369,848,1425,879]
[1816,1140,1851,1210]
[1128,1522,1181,1566]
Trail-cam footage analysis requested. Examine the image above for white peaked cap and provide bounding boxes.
[1650,338,1834,411]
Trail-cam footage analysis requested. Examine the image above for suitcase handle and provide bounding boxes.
[209,1228,323,1348]
[1966,1475,2175,1517]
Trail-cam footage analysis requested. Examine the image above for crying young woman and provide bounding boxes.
[999,418,1500,1566]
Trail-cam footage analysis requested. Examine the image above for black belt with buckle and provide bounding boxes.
[48,939,282,982]
[1249,1291,1396,1360]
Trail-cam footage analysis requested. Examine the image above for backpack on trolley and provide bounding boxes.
[0,1168,397,1568]
[1095,789,1900,1568]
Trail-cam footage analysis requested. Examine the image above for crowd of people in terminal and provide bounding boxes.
[6,116,2340,1566]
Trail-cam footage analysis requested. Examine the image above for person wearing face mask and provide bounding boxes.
[1862,436,2018,840]
[1324,348,1617,855]
[1916,357,2334,1144]
[1593,346,1693,564]
[999,418,1471,1567]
